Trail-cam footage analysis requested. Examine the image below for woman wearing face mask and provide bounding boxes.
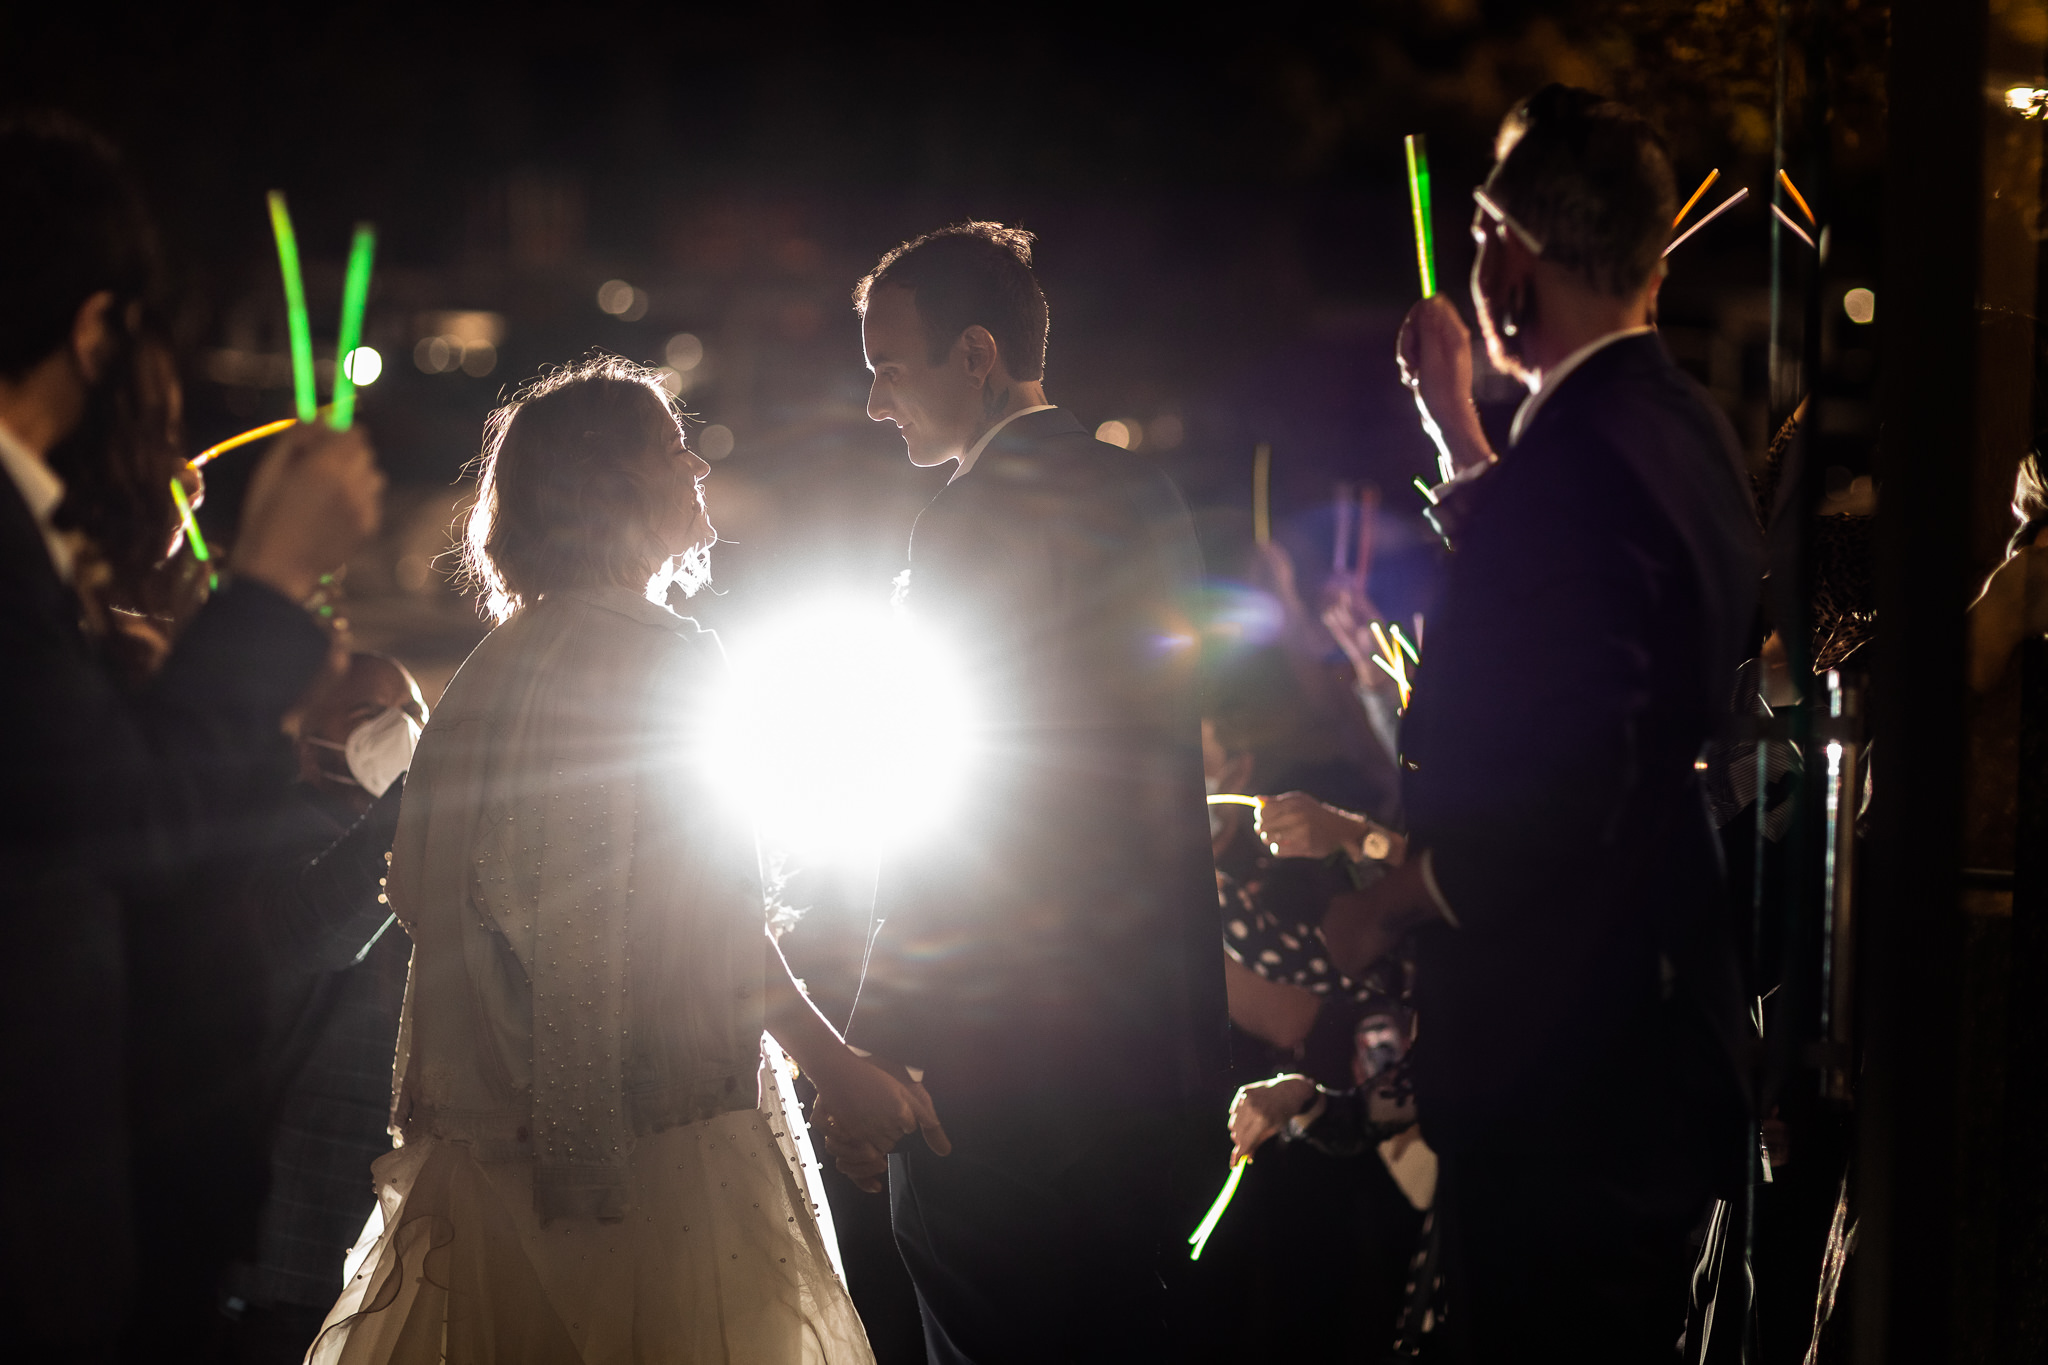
[311,358,931,1365]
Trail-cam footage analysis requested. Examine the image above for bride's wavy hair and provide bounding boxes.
[461,355,709,624]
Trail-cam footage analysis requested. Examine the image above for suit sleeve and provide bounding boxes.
[249,781,405,975]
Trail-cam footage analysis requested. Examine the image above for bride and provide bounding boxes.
[311,357,945,1364]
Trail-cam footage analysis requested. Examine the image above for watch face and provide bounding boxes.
[1362,830,1392,861]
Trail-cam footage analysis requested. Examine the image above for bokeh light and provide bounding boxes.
[597,279,636,314]
[1095,419,1133,448]
[1842,287,1876,324]
[342,346,382,385]
[700,595,977,864]
[699,424,735,460]
[666,333,705,371]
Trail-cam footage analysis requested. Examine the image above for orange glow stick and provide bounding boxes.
[1674,170,1720,229]
[189,417,298,469]
[1777,169,1816,226]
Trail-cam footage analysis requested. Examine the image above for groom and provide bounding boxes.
[824,222,1224,1363]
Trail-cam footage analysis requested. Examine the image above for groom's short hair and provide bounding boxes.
[853,222,1049,381]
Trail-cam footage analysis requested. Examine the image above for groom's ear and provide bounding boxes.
[957,324,1001,386]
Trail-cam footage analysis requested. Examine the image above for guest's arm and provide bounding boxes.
[248,780,406,974]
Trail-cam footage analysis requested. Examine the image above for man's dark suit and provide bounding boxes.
[0,471,329,1359]
[1398,335,1763,1361]
[852,407,1224,1364]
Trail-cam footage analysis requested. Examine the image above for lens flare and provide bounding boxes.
[701,596,977,864]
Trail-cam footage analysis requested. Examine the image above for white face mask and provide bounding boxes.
[308,706,421,798]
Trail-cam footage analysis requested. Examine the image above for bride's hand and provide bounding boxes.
[811,1051,952,1164]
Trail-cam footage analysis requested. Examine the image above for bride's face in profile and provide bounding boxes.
[650,416,715,562]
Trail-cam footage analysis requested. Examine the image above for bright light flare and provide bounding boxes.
[702,597,977,864]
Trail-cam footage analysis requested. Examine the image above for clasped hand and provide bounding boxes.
[810,1053,950,1193]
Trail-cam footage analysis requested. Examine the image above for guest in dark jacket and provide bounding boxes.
[1318,87,1763,1362]
[820,223,1224,1364]
[217,653,425,1363]
[0,114,382,1361]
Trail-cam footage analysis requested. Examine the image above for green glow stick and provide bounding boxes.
[1188,1157,1249,1261]
[1391,623,1420,665]
[168,475,218,592]
[1404,134,1437,298]
[267,191,318,423]
[330,224,377,430]
[1412,475,1439,505]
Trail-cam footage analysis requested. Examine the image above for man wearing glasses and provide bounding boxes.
[1317,86,1763,1361]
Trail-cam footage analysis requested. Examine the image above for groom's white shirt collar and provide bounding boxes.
[950,404,1057,484]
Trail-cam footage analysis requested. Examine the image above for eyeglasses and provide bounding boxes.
[1470,187,1547,257]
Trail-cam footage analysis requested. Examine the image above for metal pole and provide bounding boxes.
[1856,0,1982,1357]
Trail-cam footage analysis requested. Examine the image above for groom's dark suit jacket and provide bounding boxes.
[1399,334,1763,1174]
[853,407,1225,1112]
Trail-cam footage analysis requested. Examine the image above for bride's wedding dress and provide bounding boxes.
[307,586,871,1365]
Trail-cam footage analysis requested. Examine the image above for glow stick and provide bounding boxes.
[1371,652,1413,709]
[1188,1156,1248,1261]
[169,475,219,592]
[1771,202,1817,250]
[1674,170,1720,228]
[1412,476,1439,505]
[267,192,318,423]
[1404,134,1437,297]
[1253,443,1272,544]
[1206,793,1262,808]
[1663,188,1749,257]
[1390,623,1420,665]
[1369,619,1395,664]
[330,224,377,430]
[190,417,297,469]
[1777,169,1816,226]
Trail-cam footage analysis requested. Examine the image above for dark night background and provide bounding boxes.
[1,0,1856,697]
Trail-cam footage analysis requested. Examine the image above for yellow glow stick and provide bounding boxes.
[1369,620,1395,663]
[1673,170,1720,229]
[1252,443,1272,544]
[1206,793,1262,808]
[190,417,298,469]
[1371,653,1413,710]
[1188,1155,1249,1261]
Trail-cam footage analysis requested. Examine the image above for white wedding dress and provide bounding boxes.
[305,586,871,1365]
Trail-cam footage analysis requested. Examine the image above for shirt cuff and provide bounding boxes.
[1418,849,1460,928]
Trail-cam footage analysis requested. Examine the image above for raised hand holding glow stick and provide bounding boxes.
[1404,134,1437,298]
[267,191,318,424]
[330,224,377,430]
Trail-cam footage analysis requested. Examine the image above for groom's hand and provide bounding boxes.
[810,1052,952,1167]
[815,1127,891,1193]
